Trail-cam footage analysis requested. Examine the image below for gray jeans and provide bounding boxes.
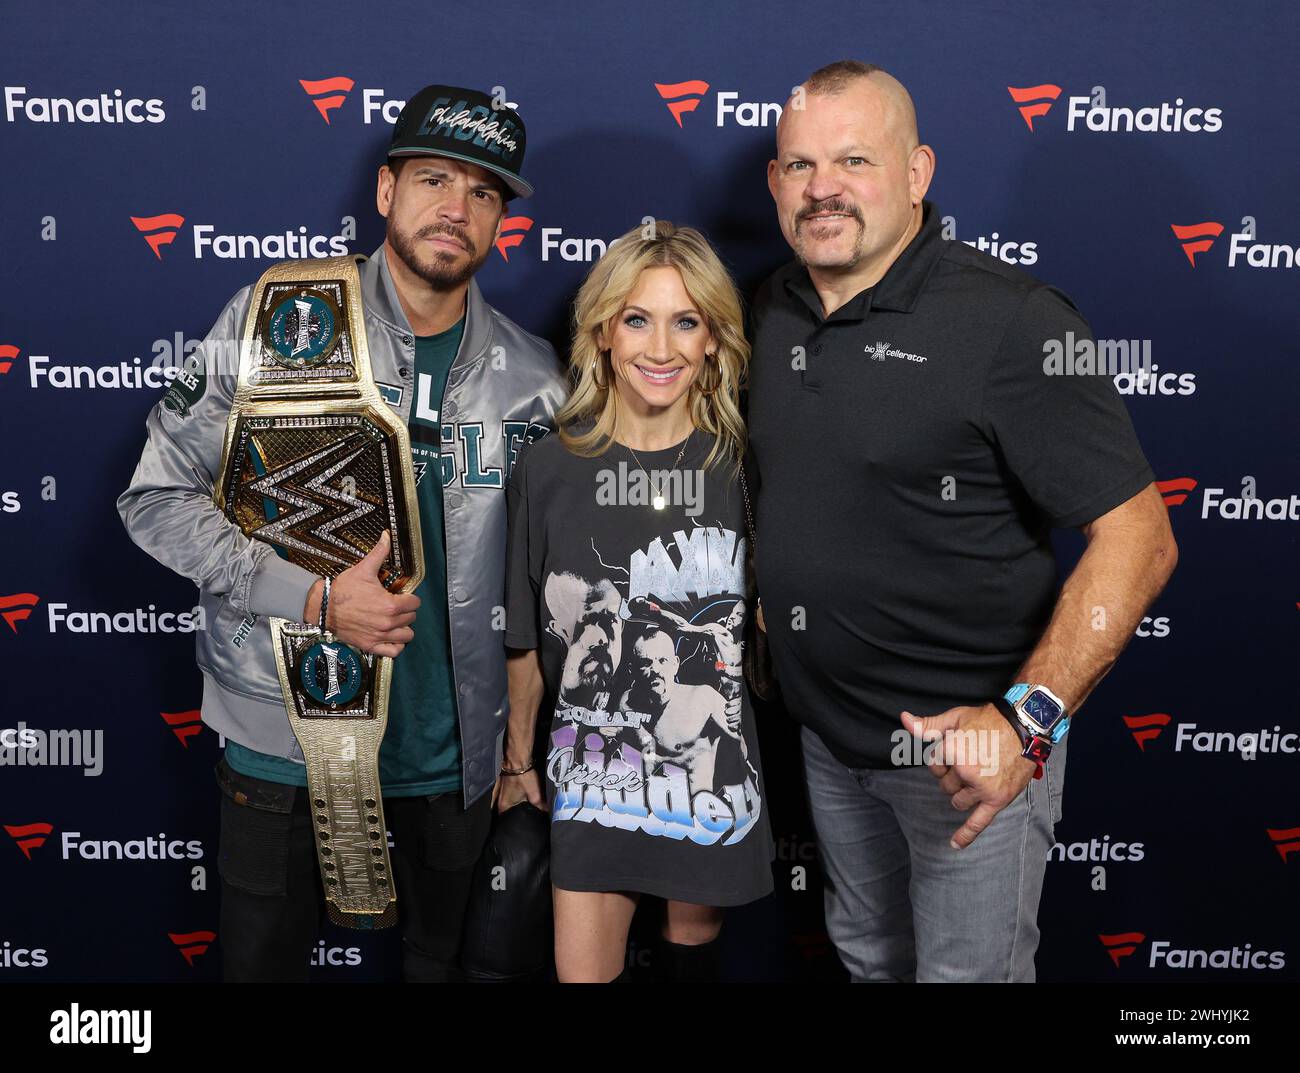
[800,724,1065,982]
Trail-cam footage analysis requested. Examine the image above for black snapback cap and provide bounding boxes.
[388,84,532,199]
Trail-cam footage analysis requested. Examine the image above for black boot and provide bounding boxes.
[649,934,720,982]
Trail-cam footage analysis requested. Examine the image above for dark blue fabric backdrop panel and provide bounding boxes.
[0,0,1295,981]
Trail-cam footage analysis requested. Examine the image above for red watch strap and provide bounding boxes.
[995,697,1050,777]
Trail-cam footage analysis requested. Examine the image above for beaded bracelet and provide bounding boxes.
[318,576,331,634]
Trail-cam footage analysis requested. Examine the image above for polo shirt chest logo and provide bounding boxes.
[866,340,929,364]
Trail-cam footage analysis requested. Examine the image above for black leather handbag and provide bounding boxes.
[458,800,552,982]
[738,459,778,702]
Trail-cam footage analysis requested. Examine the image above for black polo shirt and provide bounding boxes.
[746,200,1154,768]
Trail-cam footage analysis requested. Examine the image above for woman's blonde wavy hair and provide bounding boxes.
[556,220,749,472]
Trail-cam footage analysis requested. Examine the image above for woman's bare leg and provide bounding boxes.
[553,886,640,983]
[663,900,723,944]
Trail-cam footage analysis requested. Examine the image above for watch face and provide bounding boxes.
[1022,689,1063,732]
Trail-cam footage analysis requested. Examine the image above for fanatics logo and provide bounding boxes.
[1099,931,1146,967]
[1156,477,1197,507]
[299,76,355,124]
[1267,827,1300,863]
[4,85,165,124]
[0,592,39,633]
[1226,218,1300,269]
[655,79,710,127]
[168,930,216,966]
[1006,84,1062,131]
[131,213,186,260]
[160,709,203,748]
[494,215,533,261]
[0,343,18,375]
[5,821,53,859]
[1123,712,1172,751]
[1010,84,1223,134]
[1201,483,1300,522]
[1170,221,1224,267]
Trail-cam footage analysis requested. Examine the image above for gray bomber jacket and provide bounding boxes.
[117,244,569,805]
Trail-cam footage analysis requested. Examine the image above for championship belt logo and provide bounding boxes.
[214,257,423,930]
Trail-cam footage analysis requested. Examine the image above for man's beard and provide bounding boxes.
[578,649,612,688]
[793,198,866,270]
[387,219,489,290]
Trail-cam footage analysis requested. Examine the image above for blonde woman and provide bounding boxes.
[500,221,774,983]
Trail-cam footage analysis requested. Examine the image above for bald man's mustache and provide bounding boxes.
[795,199,864,228]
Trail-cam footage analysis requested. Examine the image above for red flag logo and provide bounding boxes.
[495,215,534,262]
[1170,221,1224,267]
[1156,477,1197,508]
[5,821,54,859]
[1267,827,1300,863]
[0,592,39,634]
[0,344,18,375]
[1007,84,1062,132]
[655,80,711,128]
[161,709,204,748]
[1123,713,1172,751]
[131,213,186,260]
[299,76,355,124]
[1099,931,1146,967]
[169,930,217,966]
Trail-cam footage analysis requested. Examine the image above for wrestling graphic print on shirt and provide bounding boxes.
[543,522,762,847]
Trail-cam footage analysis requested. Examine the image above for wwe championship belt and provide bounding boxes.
[214,256,423,930]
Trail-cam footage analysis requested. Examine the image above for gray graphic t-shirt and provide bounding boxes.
[505,428,774,907]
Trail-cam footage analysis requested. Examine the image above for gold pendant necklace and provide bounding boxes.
[626,432,691,510]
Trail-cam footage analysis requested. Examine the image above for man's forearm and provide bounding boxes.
[504,647,545,768]
[647,603,692,632]
[1016,486,1178,714]
[303,578,324,625]
[119,477,315,615]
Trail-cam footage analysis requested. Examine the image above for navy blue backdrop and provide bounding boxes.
[1,0,1297,982]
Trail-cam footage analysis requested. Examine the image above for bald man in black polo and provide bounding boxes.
[747,61,1177,982]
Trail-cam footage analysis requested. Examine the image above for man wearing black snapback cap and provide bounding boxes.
[119,84,567,981]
